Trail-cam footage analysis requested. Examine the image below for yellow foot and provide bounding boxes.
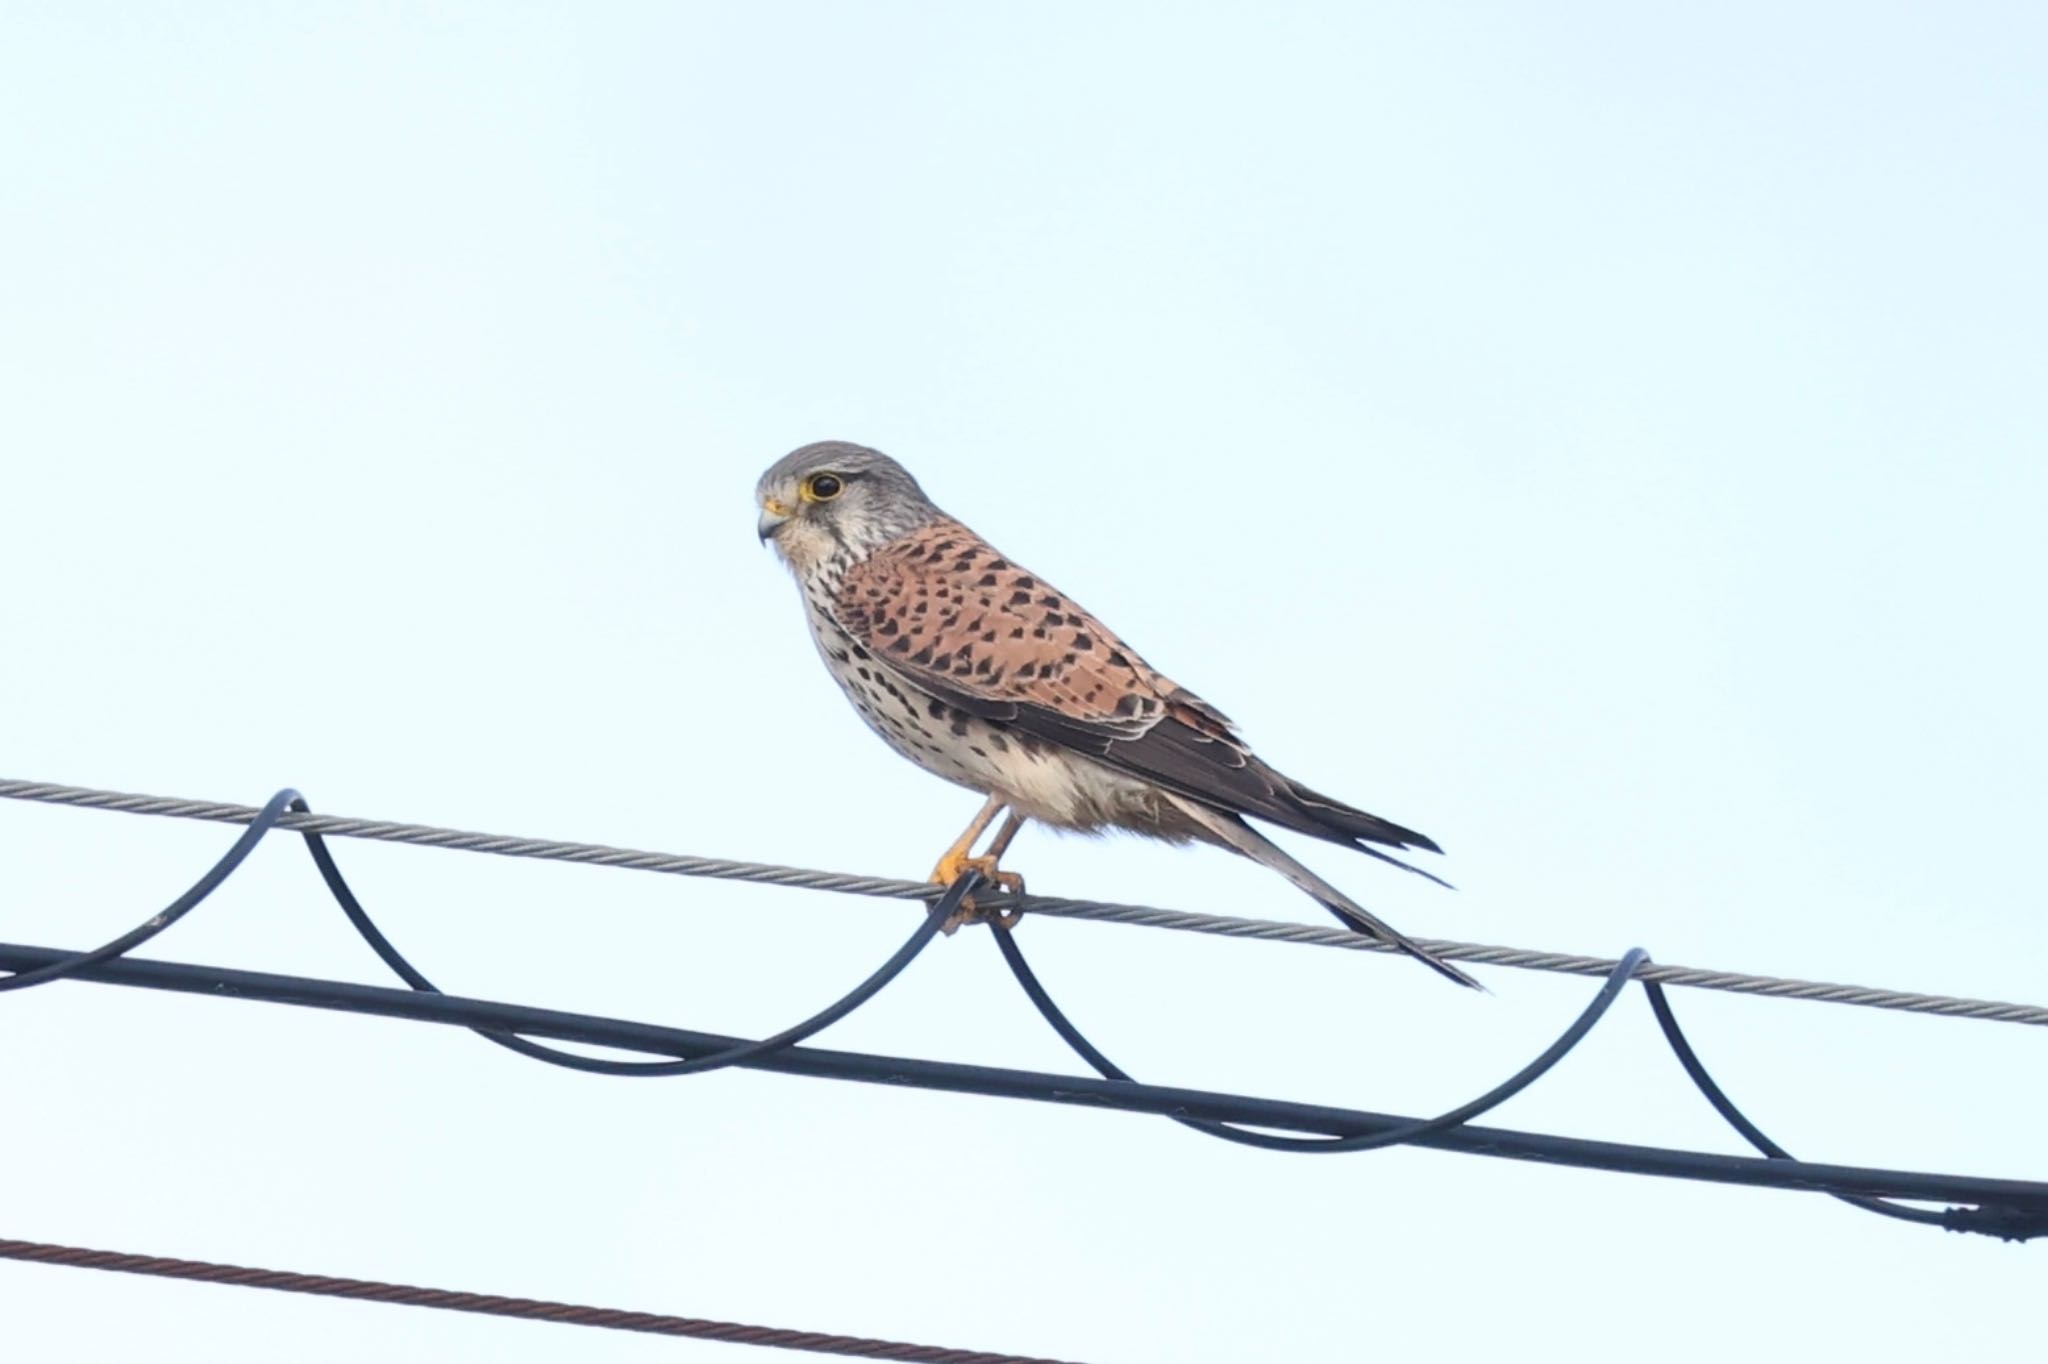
[930,852,1026,934]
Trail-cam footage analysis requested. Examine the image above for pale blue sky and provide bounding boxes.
[2,4,2044,1360]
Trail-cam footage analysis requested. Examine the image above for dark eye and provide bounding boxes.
[802,472,844,502]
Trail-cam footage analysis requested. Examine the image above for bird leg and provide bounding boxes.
[930,796,1028,933]
[972,812,1027,928]
[930,793,1004,882]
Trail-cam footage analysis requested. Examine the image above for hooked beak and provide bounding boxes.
[757,497,794,542]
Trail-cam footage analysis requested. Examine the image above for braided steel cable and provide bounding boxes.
[4,777,2043,1027]
[0,1238,1087,1363]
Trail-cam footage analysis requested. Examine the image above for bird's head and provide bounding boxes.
[755,441,941,572]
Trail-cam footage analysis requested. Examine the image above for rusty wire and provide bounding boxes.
[0,1238,1086,1363]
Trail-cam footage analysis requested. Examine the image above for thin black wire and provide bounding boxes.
[995,929,2030,1238]
[1642,982,1968,1233]
[0,787,969,1081]
[993,927,1649,1153]
[4,787,2043,1241]
[0,788,302,994]
[9,936,2046,1229]
[296,800,975,1077]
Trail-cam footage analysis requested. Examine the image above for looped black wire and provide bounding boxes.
[0,785,970,1079]
[1640,981,2034,1238]
[991,925,1650,1152]
[292,797,977,1077]
[0,788,304,994]
[997,926,2039,1232]
[12,785,2040,1236]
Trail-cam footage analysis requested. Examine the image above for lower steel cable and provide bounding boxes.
[0,1237,1088,1364]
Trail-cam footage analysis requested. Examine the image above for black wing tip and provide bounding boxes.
[1350,840,1457,891]
[1279,776,1445,856]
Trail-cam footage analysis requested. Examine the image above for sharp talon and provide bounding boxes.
[930,856,1026,933]
[988,870,1026,930]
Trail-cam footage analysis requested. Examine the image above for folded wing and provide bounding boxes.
[831,520,1443,876]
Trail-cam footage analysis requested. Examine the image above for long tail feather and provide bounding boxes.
[1164,794,1480,990]
[1345,839,1458,891]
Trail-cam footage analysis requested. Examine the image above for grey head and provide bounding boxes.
[755,440,944,573]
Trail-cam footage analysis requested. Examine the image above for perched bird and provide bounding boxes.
[755,440,1474,987]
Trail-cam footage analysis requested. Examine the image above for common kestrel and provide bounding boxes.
[756,441,1474,987]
